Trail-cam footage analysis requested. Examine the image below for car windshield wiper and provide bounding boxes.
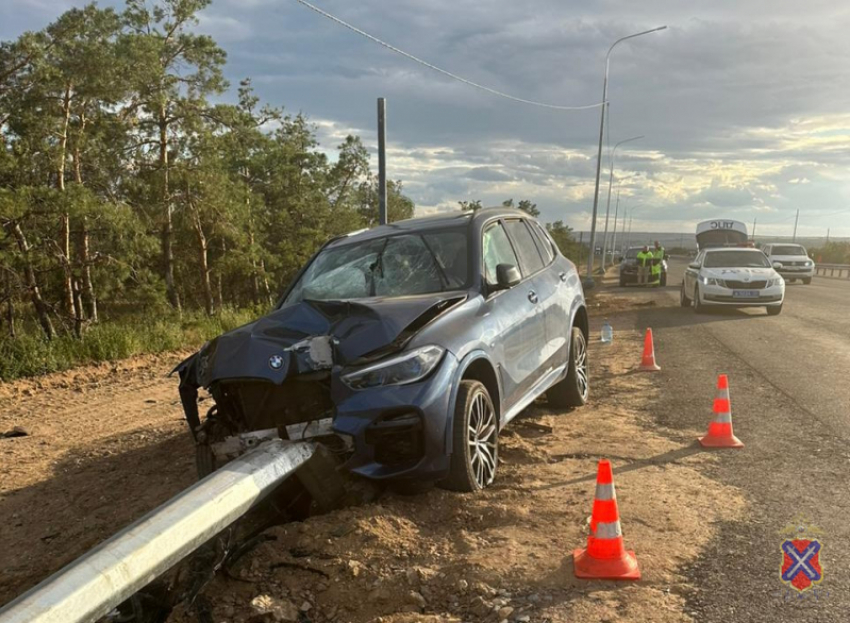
[368,238,389,296]
[420,235,450,291]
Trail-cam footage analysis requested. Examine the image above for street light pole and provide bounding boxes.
[600,135,643,271]
[583,25,666,289]
[610,190,621,263]
[626,205,639,250]
[792,209,800,242]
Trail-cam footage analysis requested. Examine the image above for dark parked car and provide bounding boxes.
[618,246,668,286]
[176,208,589,492]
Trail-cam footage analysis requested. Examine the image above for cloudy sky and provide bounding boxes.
[4,0,850,237]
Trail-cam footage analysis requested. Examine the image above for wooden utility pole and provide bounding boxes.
[377,98,387,225]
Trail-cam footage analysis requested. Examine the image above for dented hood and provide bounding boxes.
[178,293,466,387]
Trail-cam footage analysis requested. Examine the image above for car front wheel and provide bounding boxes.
[693,285,705,313]
[767,304,783,316]
[680,281,691,307]
[548,326,589,408]
[441,380,498,492]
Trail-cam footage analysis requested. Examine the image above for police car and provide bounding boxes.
[680,247,785,315]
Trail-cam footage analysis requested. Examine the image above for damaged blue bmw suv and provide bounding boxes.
[176,207,588,491]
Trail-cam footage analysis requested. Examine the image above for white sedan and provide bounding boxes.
[681,248,785,315]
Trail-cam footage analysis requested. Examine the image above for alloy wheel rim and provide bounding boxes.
[467,390,497,488]
[574,331,589,400]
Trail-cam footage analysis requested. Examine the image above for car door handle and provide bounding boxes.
[528,291,539,304]
[559,272,568,283]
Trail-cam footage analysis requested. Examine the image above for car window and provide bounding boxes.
[285,229,468,303]
[528,221,554,265]
[376,235,445,296]
[423,232,468,288]
[504,219,545,276]
[703,251,771,268]
[483,222,520,287]
[770,245,807,256]
[625,248,640,259]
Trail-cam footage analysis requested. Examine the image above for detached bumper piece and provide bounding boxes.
[365,412,424,467]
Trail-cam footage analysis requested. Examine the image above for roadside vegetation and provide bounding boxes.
[0,1,586,382]
[812,241,850,263]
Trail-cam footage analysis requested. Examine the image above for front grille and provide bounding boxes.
[215,378,333,431]
[724,280,767,289]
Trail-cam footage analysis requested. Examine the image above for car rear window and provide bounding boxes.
[504,220,545,276]
[528,221,555,265]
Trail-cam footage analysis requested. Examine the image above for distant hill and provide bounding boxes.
[575,231,848,252]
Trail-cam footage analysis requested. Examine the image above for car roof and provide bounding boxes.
[327,207,535,247]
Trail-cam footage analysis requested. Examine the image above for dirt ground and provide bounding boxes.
[0,351,197,604]
[1,307,750,622]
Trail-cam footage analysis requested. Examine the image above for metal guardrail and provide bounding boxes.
[815,263,850,279]
[0,439,315,623]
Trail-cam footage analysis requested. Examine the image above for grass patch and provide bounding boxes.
[0,307,260,382]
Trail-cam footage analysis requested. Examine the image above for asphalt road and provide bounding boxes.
[603,259,850,622]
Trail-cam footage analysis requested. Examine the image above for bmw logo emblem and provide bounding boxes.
[268,355,284,370]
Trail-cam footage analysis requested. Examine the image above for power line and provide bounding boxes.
[294,0,604,111]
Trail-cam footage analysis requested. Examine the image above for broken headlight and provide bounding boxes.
[342,345,444,390]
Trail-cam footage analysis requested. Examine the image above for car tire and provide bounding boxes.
[680,282,691,307]
[660,272,667,287]
[547,326,589,409]
[693,285,705,313]
[803,278,812,285]
[766,304,782,316]
[440,380,498,492]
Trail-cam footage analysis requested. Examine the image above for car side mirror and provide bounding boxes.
[496,264,522,290]
[689,262,700,269]
[772,262,783,270]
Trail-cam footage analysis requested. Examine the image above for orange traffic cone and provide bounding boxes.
[699,374,744,448]
[573,459,641,580]
[639,328,661,371]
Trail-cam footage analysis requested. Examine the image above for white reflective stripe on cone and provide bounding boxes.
[716,389,730,399]
[594,483,616,501]
[595,521,623,539]
[713,412,732,423]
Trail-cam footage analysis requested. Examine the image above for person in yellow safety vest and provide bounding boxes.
[650,240,665,285]
[636,245,652,285]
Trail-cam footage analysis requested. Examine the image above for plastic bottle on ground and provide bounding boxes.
[601,320,613,343]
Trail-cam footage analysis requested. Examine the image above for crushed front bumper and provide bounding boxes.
[332,351,459,481]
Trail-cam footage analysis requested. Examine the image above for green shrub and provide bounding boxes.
[0,307,260,382]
